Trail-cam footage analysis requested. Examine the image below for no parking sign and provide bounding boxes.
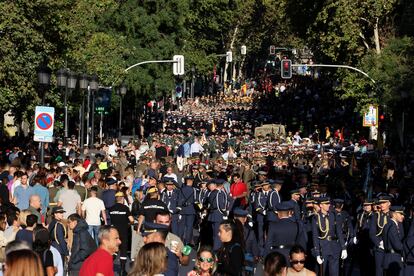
[34,106,55,142]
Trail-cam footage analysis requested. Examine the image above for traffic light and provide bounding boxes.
[173,55,185,76]
[270,45,276,55]
[226,51,233,63]
[281,59,292,79]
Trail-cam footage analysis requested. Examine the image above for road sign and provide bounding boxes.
[173,55,185,75]
[363,105,378,127]
[226,51,232,63]
[34,106,55,142]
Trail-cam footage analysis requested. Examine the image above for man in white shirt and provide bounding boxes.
[190,137,204,157]
[81,186,106,245]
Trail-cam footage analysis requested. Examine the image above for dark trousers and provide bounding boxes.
[374,248,385,276]
[179,214,195,245]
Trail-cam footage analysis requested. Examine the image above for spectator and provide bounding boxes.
[0,215,7,262]
[18,209,31,229]
[57,180,81,219]
[31,174,49,216]
[15,214,37,247]
[81,186,106,245]
[79,226,121,276]
[4,213,20,243]
[67,213,97,276]
[128,242,168,276]
[28,195,43,224]
[187,246,217,276]
[216,220,244,276]
[33,227,56,276]
[3,249,44,276]
[12,172,33,210]
[286,245,316,276]
[264,251,287,276]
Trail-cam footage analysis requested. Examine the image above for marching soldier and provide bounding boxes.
[205,178,229,251]
[369,195,391,276]
[334,199,356,245]
[177,175,198,246]
[312,197,347,276]
[161,179,180,235]
[289,189,302,222]
[254,181,271,255]
[383,205,405,276]
[356,199,375,275]
[265,201,307,262]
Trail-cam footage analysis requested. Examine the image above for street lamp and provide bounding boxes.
[79,74,89,150]
[118,83,127,138]
[89,74,98,148]
[56,68,69,140]
[36,63,51,166]
[37,64,52,104]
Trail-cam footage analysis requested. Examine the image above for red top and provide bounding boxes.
[230,181,248,206]
[80,248,114,276]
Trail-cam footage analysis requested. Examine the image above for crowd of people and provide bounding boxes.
[0,77,413,276]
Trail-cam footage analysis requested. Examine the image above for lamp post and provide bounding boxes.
[56,68,68,141]
[89,75,98,148]
[191,66,195,98]
[36,63,51,166]
[118,83,127,138]
[79,73,89,150]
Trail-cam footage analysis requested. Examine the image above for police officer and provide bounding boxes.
[312,197,347,276]
[266,179,282,224]
[109,191,134,275]
[333,199,356,245]
[205,178,228,251]
[177,175,198,245]
[234,208,259,275]
[48,206,68,264]
[383,205,405,276]
[369,195,391,276]
[254,181,271,255]
[265,201,307,263]
[161,179,180,235]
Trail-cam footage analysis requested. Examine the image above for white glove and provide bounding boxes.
[248,221,253,227]
[379,241,384,250]
[341,249,348,260]
[178,215,182,220]
[316,256,324,264]
[263,210,267,216]
[353,237,358,244]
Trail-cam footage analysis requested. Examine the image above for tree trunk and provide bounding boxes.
[374,17,381,54]
[223,25,239,90]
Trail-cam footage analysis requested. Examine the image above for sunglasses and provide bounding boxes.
[198,257,214,263]
[291,260,306,265]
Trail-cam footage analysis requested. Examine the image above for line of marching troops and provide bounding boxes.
[156,169,414,276]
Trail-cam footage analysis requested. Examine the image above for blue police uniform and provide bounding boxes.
[265,202,307,262]
[312,198,346,276]
[161,186,180,236]
[177,183,198,245]
[356,202,374,276]
[206,180,228,251]
[369,196,391,276]
[266,188,281,223]
[382,206,405,276]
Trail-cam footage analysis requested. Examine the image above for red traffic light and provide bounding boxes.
[281,59,292,79]
[380,114,385,120]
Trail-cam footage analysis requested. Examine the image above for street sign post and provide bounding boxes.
[34,106,55,142]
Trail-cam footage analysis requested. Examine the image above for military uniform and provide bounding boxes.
[312,197,347,276]
[253,183,270,254]
[383,206,405,276]
[161,180,180,236]
[205,179,228,251]
[265,202,307,263]
[176,179,198,245]
[369,196,391,276]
